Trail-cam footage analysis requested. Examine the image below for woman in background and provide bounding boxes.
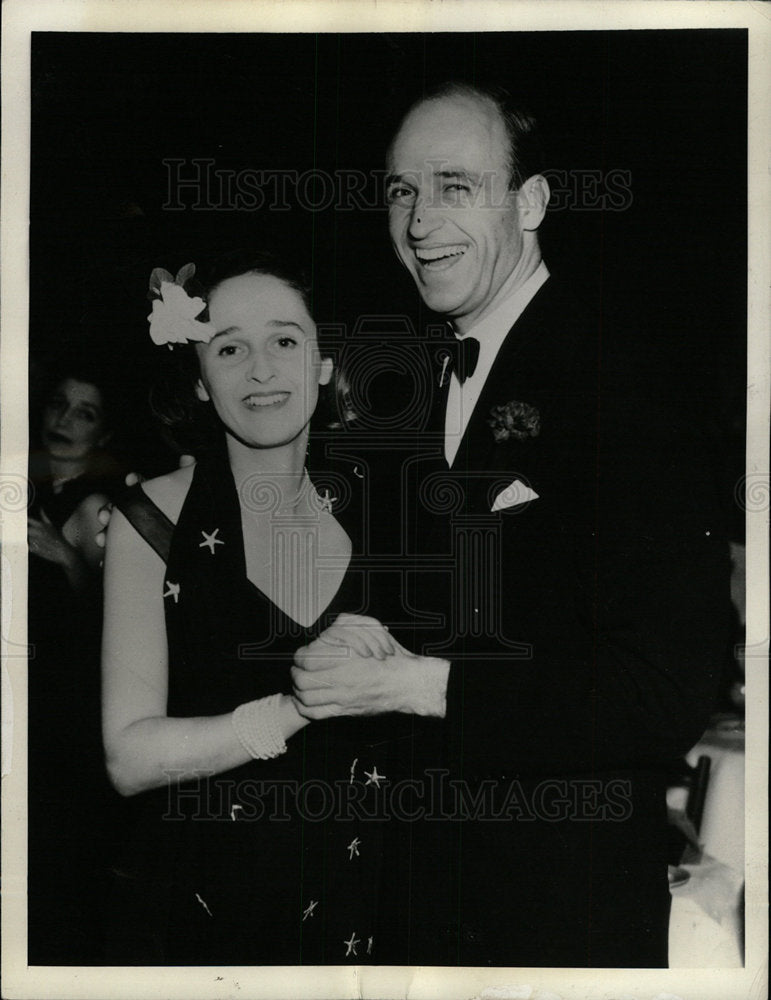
[28,364,116,583]
[27,360,124,963]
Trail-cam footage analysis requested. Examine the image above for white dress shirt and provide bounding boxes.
[445,262,550,466]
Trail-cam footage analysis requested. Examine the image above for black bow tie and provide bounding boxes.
[439,335,480,386]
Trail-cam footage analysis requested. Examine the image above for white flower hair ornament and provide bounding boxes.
[147,263,216,348]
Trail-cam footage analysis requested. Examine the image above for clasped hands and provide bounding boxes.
[291,613,450,720]
[94,473,450,719]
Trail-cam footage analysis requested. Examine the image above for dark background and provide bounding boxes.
[30,30,747,498]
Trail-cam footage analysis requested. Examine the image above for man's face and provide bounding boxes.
[387,94,526,330]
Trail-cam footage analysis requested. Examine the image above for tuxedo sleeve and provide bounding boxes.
[441,395,732,776]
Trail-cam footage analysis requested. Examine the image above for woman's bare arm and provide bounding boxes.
[101,491,308,797]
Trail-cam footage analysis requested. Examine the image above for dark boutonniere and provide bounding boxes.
[487,400,541,443]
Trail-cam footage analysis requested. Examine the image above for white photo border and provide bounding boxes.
[2,2,768,998]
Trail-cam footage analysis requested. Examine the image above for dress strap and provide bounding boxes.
[114,483,174,565]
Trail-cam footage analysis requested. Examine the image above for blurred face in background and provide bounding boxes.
[41,378,110,463]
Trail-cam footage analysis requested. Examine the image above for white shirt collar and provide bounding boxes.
[455,260,550,349]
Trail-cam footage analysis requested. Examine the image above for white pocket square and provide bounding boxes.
[491,480,539,512]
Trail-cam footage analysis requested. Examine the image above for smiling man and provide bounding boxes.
[386,85,549,331]
[292,80,730,968]
[385,83,551,469]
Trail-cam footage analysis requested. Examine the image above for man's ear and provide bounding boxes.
[318,357,334,387]
[195,379,211,402]
[517,174,550,232]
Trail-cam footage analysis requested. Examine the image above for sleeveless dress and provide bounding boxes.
[107,440,396,965]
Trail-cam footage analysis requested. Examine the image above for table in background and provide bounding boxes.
[668,717,745,968]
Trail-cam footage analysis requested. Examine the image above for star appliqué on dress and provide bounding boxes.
[347,836,361,860]
[163,581,181,603]
[364,765,386,788]
[319,489,336,513]
[199,528,224,554]
[343,932,360,957]
[303,900,318,921]
[349,757,358,785]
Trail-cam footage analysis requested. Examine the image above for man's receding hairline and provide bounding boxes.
[398,89,503,132]
[387,89,509,169]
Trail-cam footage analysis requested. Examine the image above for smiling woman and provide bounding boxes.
[99,250,432,964]
[194,272,333,452]
[149,254,353,459]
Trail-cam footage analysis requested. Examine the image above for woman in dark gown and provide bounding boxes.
[27,364,123,963]
[101,254,437,964]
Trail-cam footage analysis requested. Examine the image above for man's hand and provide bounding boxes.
[313,612,395,660]
[95,502,113,550]
[96,458,194,550]
[96,471,146,550]
[291,635,449,720]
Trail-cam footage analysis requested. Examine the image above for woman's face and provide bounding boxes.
[195,272,333,450]
[41,378,110,462]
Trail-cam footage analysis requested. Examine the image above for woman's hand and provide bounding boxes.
[291,634,449,720]
[28,510,77,567]
[315,612,396,661]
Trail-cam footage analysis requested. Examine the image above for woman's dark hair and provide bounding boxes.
[187,250,314,319]
[150,250,355,457]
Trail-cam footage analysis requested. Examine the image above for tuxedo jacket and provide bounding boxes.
[358,276,731,967]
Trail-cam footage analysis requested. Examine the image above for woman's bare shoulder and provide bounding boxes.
[141,462,196,525]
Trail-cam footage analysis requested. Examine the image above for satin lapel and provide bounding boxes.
[414,339,461,553]
[449,282,558,511]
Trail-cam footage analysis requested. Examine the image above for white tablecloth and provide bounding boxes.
[668,719,745,968]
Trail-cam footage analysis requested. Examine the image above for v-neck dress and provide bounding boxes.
[108,441,393,965]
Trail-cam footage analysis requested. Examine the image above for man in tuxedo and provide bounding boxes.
[295,80,730,967]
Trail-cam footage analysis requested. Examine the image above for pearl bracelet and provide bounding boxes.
[231,694,288,760]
